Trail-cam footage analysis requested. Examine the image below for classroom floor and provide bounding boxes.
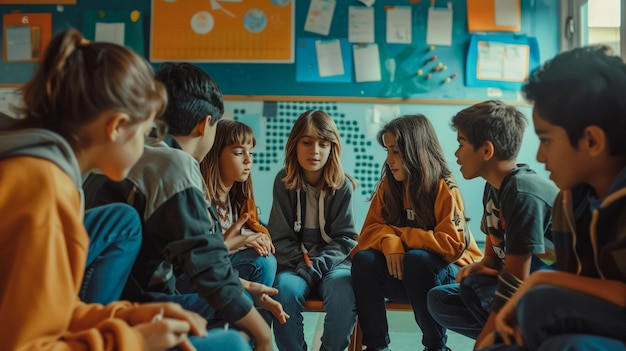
[273,310,475,351]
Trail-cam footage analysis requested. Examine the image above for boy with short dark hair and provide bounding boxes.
[427,100,558,348]
[477,46,626,351]
[84,62,286,350]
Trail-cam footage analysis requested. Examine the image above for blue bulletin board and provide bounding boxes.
[0,0,559,102]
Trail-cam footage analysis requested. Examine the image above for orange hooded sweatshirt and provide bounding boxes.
[0,127,144,351]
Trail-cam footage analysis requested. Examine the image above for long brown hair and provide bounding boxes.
[200,120,256,211]
[376,114,451,229]
[282,110,355,192]
[17,29,166,148]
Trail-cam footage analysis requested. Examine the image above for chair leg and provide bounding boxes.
[348,319,363,351]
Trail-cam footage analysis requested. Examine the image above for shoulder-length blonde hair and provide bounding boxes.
[200,120,256,210]
[282,110,354,192]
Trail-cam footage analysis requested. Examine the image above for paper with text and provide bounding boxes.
[304,0,336,36]
[348,6,374,43]
[386,6,411,44]
[95,22,125,46]
[316,39,345,77]
[353,43,381,82]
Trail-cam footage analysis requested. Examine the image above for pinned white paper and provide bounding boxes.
[426,3,453,46]
[95,22,126,46]
[304,0,336,36]
[386,6,412,44]
[348,6,374,43]
[353,44,382,82]
[315,39,345,77]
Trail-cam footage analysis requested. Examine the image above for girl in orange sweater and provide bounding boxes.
[351,114,482,351]
[0,29,250,351]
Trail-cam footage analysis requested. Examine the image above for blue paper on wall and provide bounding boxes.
[296,37,352,83]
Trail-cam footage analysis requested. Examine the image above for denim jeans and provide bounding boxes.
[230,248,277,288]
[271,261,356,351]
[171,329,252,351]
[352,249,459,350]
[517,285,626,349]
[427,274,498,339]
[80,204,142,304]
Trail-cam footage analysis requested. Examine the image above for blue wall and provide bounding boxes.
[0,0,559,101]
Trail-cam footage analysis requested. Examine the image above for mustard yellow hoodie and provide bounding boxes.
[0,127,144,350]
[354,177,482,266]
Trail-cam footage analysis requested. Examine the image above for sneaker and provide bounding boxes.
[364,347,390,351]
[423,347,451,351]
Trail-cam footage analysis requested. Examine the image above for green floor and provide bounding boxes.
[273,310,476,351]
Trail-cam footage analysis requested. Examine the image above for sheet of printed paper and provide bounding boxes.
[6,26,32,61]
[426,4,453,46]
[386,6,411,44]
[316,39,345,77]
[348,6,374,43]
[95,22,125,46]
[304,0,336,36]
[353,43,382,82]
[495,0,520,27]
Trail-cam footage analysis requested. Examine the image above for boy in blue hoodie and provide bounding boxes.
[478,46,626,351]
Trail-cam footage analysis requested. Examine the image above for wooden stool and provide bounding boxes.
[303,298,412,351]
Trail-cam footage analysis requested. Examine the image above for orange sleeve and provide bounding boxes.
[240,196,270,236]
[0,157,144,351]
[354,182,405,256]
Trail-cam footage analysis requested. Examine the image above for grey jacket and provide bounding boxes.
[267,169,358,284]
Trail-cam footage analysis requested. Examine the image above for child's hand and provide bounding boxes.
[494,300,523,346]
[244,281,290,324]
[257,293,290,325]
[223,213,250,242]
[133,318,196,351]
[244,233,275,257]
[385,253,404,280]
[455,262,499,282]
[116,302,208,338]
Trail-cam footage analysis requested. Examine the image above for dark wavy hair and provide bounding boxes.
[376,114,451,229]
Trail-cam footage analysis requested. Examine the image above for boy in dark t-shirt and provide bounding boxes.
[427,100,558,348]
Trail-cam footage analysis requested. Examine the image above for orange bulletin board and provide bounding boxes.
[150,0,294,62]
[0,0,74,3]
[3,13,52,63]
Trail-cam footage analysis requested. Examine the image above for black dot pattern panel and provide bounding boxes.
[233,101,380,197]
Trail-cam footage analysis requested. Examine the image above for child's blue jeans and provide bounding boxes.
[427,274,498,339]
[80,203,142,304]
[271,261,357,351]
[478,285,626,351]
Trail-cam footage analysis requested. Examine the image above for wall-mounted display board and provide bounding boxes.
[3,12,52,62]
[150,0,294,62]
[0,0,559,102]
[0,0,74,3]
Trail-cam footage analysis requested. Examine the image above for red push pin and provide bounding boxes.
[423,55,437,66]
[432,65,441,72]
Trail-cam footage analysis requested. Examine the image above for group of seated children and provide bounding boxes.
[0,28,624,351]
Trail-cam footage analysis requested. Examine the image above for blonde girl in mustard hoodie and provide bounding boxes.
[0,29,250,351]
[351,114,482,351]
